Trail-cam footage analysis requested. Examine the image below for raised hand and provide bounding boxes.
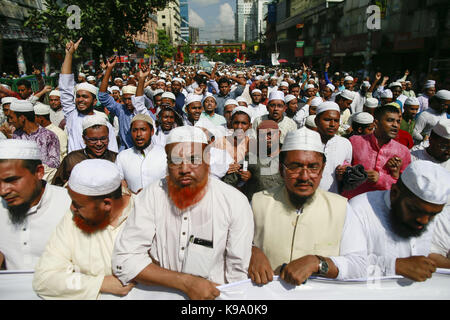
[106,56,118,69]
[138,65,150,79]
[65,37,83,55]
[375,72,382,81]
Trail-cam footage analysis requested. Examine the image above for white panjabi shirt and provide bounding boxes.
[115,143,167,193]
[430,207,450,258]
[112,177,254,285]
[0,184,71,270]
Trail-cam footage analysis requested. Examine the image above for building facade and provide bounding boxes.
[189,27,199,44]
[180,0,189,43]
[157,0,182,46]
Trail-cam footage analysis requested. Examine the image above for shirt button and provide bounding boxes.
[182,232,186,235]
[23,242,27,245]
[184,217,187,220]
[22,228,26,231]
[181,247,185,250]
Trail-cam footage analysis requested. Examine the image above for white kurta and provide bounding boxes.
[0,184,71,270]
[348,190,436,277]
[151,127,170,148]
[32,196,134,300]
[319,135,353,194]
[112,177,254,285]
[413,108,447,142]
[411,147,450,171]
[248,103,268,122]
[115,144,167,193]
[46,123,68,162]
[430,207,450,258]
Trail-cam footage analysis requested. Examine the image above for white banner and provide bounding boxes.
[271,53,280,66]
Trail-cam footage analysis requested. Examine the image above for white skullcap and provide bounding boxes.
[1,97,17,106]
[339,89,355,101]
[284,94,297,104]
[166,126,207,145]
[114,77,123,82]
[121,85,137,95]
[34,103,50,115]
[305,115,317,128]
[365,97,379,108]
[224,99,239,107]
[280,81,289,87]
[251,89,262,95]
[153,89,164,96]
[0,139,41,160]
[281,127,324,153]
[185,94,203,106]
[435,90,450,100]
[389,82,402,88]
[305,84,315,90]
[268,90,285,102]
[271,76,278,80]
[432,119,450,140]
[82,114,108,131]
[202,92,216,103]
[78,72,86,78]
[255,75,263,81]
[86,76,95,81]
[110,86,120,92]
[156,79,165,84]
[76,83,98,97]
[235,96,248,105]
[166,82,171,86]
[131,113,155,128]
[351,112,374,125]
[380,89,393,98]
[10,100,34,112]
[423,80,435,89]
[49,90,60,97]
[129,75,135,78]
[310,97,324,107]
[344,76,354,82]
[231,106,253,120]
[397,79,406,83]
[161,92,176,101]
[400,160,450,205]
[172,77,183,84]
[326,83,335,91]
[68,159,122,196]
[316,101,340,115]
[362,81,371,88]
[404,97,420,106]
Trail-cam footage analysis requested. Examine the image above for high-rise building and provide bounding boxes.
[189,27,200,44]
[157,0,182,45]
[180,0,189,43]
[235,0,269,42]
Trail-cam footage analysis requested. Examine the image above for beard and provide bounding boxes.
[134,139,152,151]
[167,174,209,210]
[8,202,32,225]
[389,200,428,239]
[72,212,110,234]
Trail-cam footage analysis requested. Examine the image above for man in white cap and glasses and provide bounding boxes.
[33,159,136,299]
[0,140,71,270]
[52,114,117,187]
[249,127,367,285]
[417,80,436,113]
[48,89,65,129]
[115,114,167,194]
[348,160,450,280]
[112,126,254,300]
[413,90,449,144]
[59,38,118,154]
[253,91,297,144]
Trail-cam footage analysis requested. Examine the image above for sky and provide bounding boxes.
[188,0,236,42]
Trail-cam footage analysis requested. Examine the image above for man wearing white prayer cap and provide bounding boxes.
[380,89,394,106]
[403,80,416,98]
[284,94,298,119]
[86,75,96,85]
[109,86,121,103]
[114,77,124,89]
[348,112,375,137]
[388,81,407,109]
[33,159,136,299]
[77,72,86,83]
[112,125,254,300]
[321,83,335,101]
[348,160,450,280]
[305,115,317,131]
[47,89,65,128]
[413,89,449,143]
[418,80,436,113]
[59,38,118,154]
[335,89,355,136]
[400,97,420,136]
[343,75,354,90]
[236,96,249,107]
[278,81,289,95]
[183,94,204,126]
[249,127,367,285]
[293,96,323,128]
[362,97,379,116]
[248,89,269,120]
[200,92,226,127]
[253,91,297,144]
[1,96,17,125]
[161,91,176,108]
[0,139,71,270]
[313,101,352,194]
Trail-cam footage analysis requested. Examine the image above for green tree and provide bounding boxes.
[147,29,176,64]
[24,0,174,62]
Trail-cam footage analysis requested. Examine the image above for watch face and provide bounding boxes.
[319,259,329,275]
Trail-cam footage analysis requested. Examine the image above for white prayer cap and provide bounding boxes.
[270,76,278,80]
[339,89,355,101]
[326,83,335,91]
[423,80,435,89]
[255,75,263,81]
[224,99,239,107]
[397,79,406,83]
[284,94,297,104]
[0,139,41,160]
[166,126,207,145]
[404,97,420,106]
[172,77,183,84]
[121,85,137,95]
[435,90,450,100]
[49,90,60,97]
[344,76,354,82]
[432,119,450,140]
[131,113,155,129]
[279,81,289,87]
[110,86,120,92]
[76,82,98,97]
[1,97,17,106]
[380,89,393,98]
[268,90,285,102]
[82,114,108,131]
[281,127,324,154]
[235,96,248,105]
[316,101,340,115]
[129,75,135,79]
[87,75,96,81]
[185,94,203,106]
[305,84,315,90]
[351,112,374,125]
[251,89,262,95]
[389,82,402,88]
[34,103,51,115]
[166,82,171,86]
[362,81,371,88]
[305,115,317,128]
[231,106,253,120]
[68,159,122,196]
[202,92,216,104]
[78,72,86,78]
[156,79,165,84]
[400,160,450,205]
[114,77,123,82]
[10,100,34,112]
[310,97,324,107]
[365,97,379,108]
[161,92,176,101]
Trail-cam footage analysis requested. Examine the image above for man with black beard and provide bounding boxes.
[0,140,71,270]
[33,159,136,299]
[348,160,450,281]
[115,114,167,194]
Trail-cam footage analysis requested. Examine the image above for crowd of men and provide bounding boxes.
[0,37,449,300]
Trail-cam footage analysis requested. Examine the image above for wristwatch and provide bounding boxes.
[316,255,329,276]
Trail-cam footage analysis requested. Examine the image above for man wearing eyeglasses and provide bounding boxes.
[52,115,117,187]
[249,127,367,285]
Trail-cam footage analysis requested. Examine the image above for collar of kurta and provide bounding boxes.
[26,181,48,217]
[279,184,320,214]
[133,143,154,157]
[369,133,394,151]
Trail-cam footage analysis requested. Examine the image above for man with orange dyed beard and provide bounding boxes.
[112,126,254,300]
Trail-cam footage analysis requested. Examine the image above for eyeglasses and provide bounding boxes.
[168,155,204,168]
[84,136,108,143]
[281,162,321,176]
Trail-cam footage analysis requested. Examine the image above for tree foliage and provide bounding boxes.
[24,0,174,61]
[146,29,176,64]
